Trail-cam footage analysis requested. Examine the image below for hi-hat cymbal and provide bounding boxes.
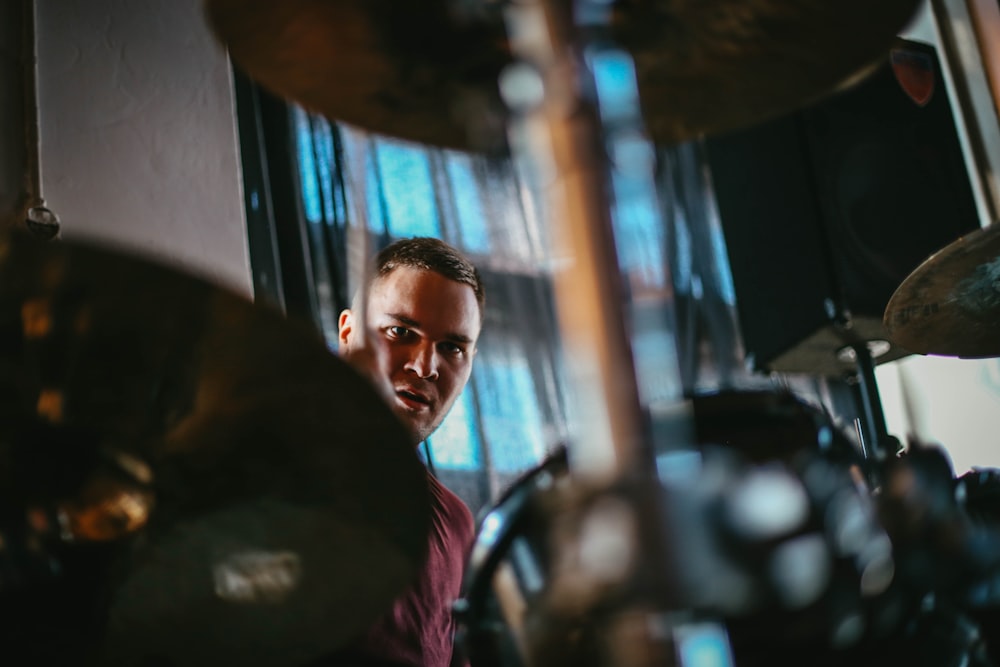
[0,232,429,666]
[205,0,921,150]
[884,224,1000,358]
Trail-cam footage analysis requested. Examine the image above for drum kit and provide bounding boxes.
[4,0,1000,665]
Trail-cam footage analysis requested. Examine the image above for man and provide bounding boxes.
[331,236,484,667]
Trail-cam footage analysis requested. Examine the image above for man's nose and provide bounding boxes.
[405,344,439,380]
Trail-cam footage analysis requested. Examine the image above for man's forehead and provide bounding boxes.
[369,267,482,337]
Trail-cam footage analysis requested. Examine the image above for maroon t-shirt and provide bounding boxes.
[321,473,475,667]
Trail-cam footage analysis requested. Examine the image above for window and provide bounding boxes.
[291,113,568,513]
[238,80,754,515]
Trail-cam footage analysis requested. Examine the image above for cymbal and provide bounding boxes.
[0,232,429,666]
[204,0,921,150]
[883,224,1000,358]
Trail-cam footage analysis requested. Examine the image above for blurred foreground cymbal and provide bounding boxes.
[884,224,1000,358]
[0,232,429,666]
[205,0,921,150]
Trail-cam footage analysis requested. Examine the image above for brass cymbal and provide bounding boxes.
[884,224,1000,358]
[0,232,429,666]
[204,0,921,150]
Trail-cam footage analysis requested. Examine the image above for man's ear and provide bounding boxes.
[338,309,354,348]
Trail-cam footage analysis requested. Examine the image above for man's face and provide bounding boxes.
[339,266,481,444]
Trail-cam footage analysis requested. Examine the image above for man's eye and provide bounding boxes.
[387,326,411,339]
[439,342,464,356]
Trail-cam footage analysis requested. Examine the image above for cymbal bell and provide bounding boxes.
[204,0,921,150]
[0,232,429,666]
[884,224,1000,358]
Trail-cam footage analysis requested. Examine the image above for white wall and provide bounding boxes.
[33,0,250,297]
[878,356,1000,474]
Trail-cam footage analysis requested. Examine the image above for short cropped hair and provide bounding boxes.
[369,237,485,316]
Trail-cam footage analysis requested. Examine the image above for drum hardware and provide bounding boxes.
[842,341,895,483]
[24,206,60,241]
[204,0,923,152]
[454,448,569,667]
[499,0,656,483]
[456,391,921,665]
[868,448,1000,667]
[957,468,1000,666]
[0,231,430,666]
[883,223,1000,359]
[493,7,737,661]
[459,393,1000,666]
[18,0,61,241]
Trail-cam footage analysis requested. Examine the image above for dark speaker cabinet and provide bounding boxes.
[705,38,982,376]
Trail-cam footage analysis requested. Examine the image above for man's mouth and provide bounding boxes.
[395,387,431,411]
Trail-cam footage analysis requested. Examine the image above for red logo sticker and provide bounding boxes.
[891,47,935,107]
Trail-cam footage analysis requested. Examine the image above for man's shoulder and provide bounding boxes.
[427,473,475,538]
[427,473,472,514]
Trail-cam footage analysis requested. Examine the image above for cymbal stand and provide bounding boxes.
[846,341,895,481]
[498,1,726,665]
[499,0,659,483]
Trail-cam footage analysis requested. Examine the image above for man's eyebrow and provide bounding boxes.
[386,312,475,345]
[386,313,419,328]
[445,332,475,345]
